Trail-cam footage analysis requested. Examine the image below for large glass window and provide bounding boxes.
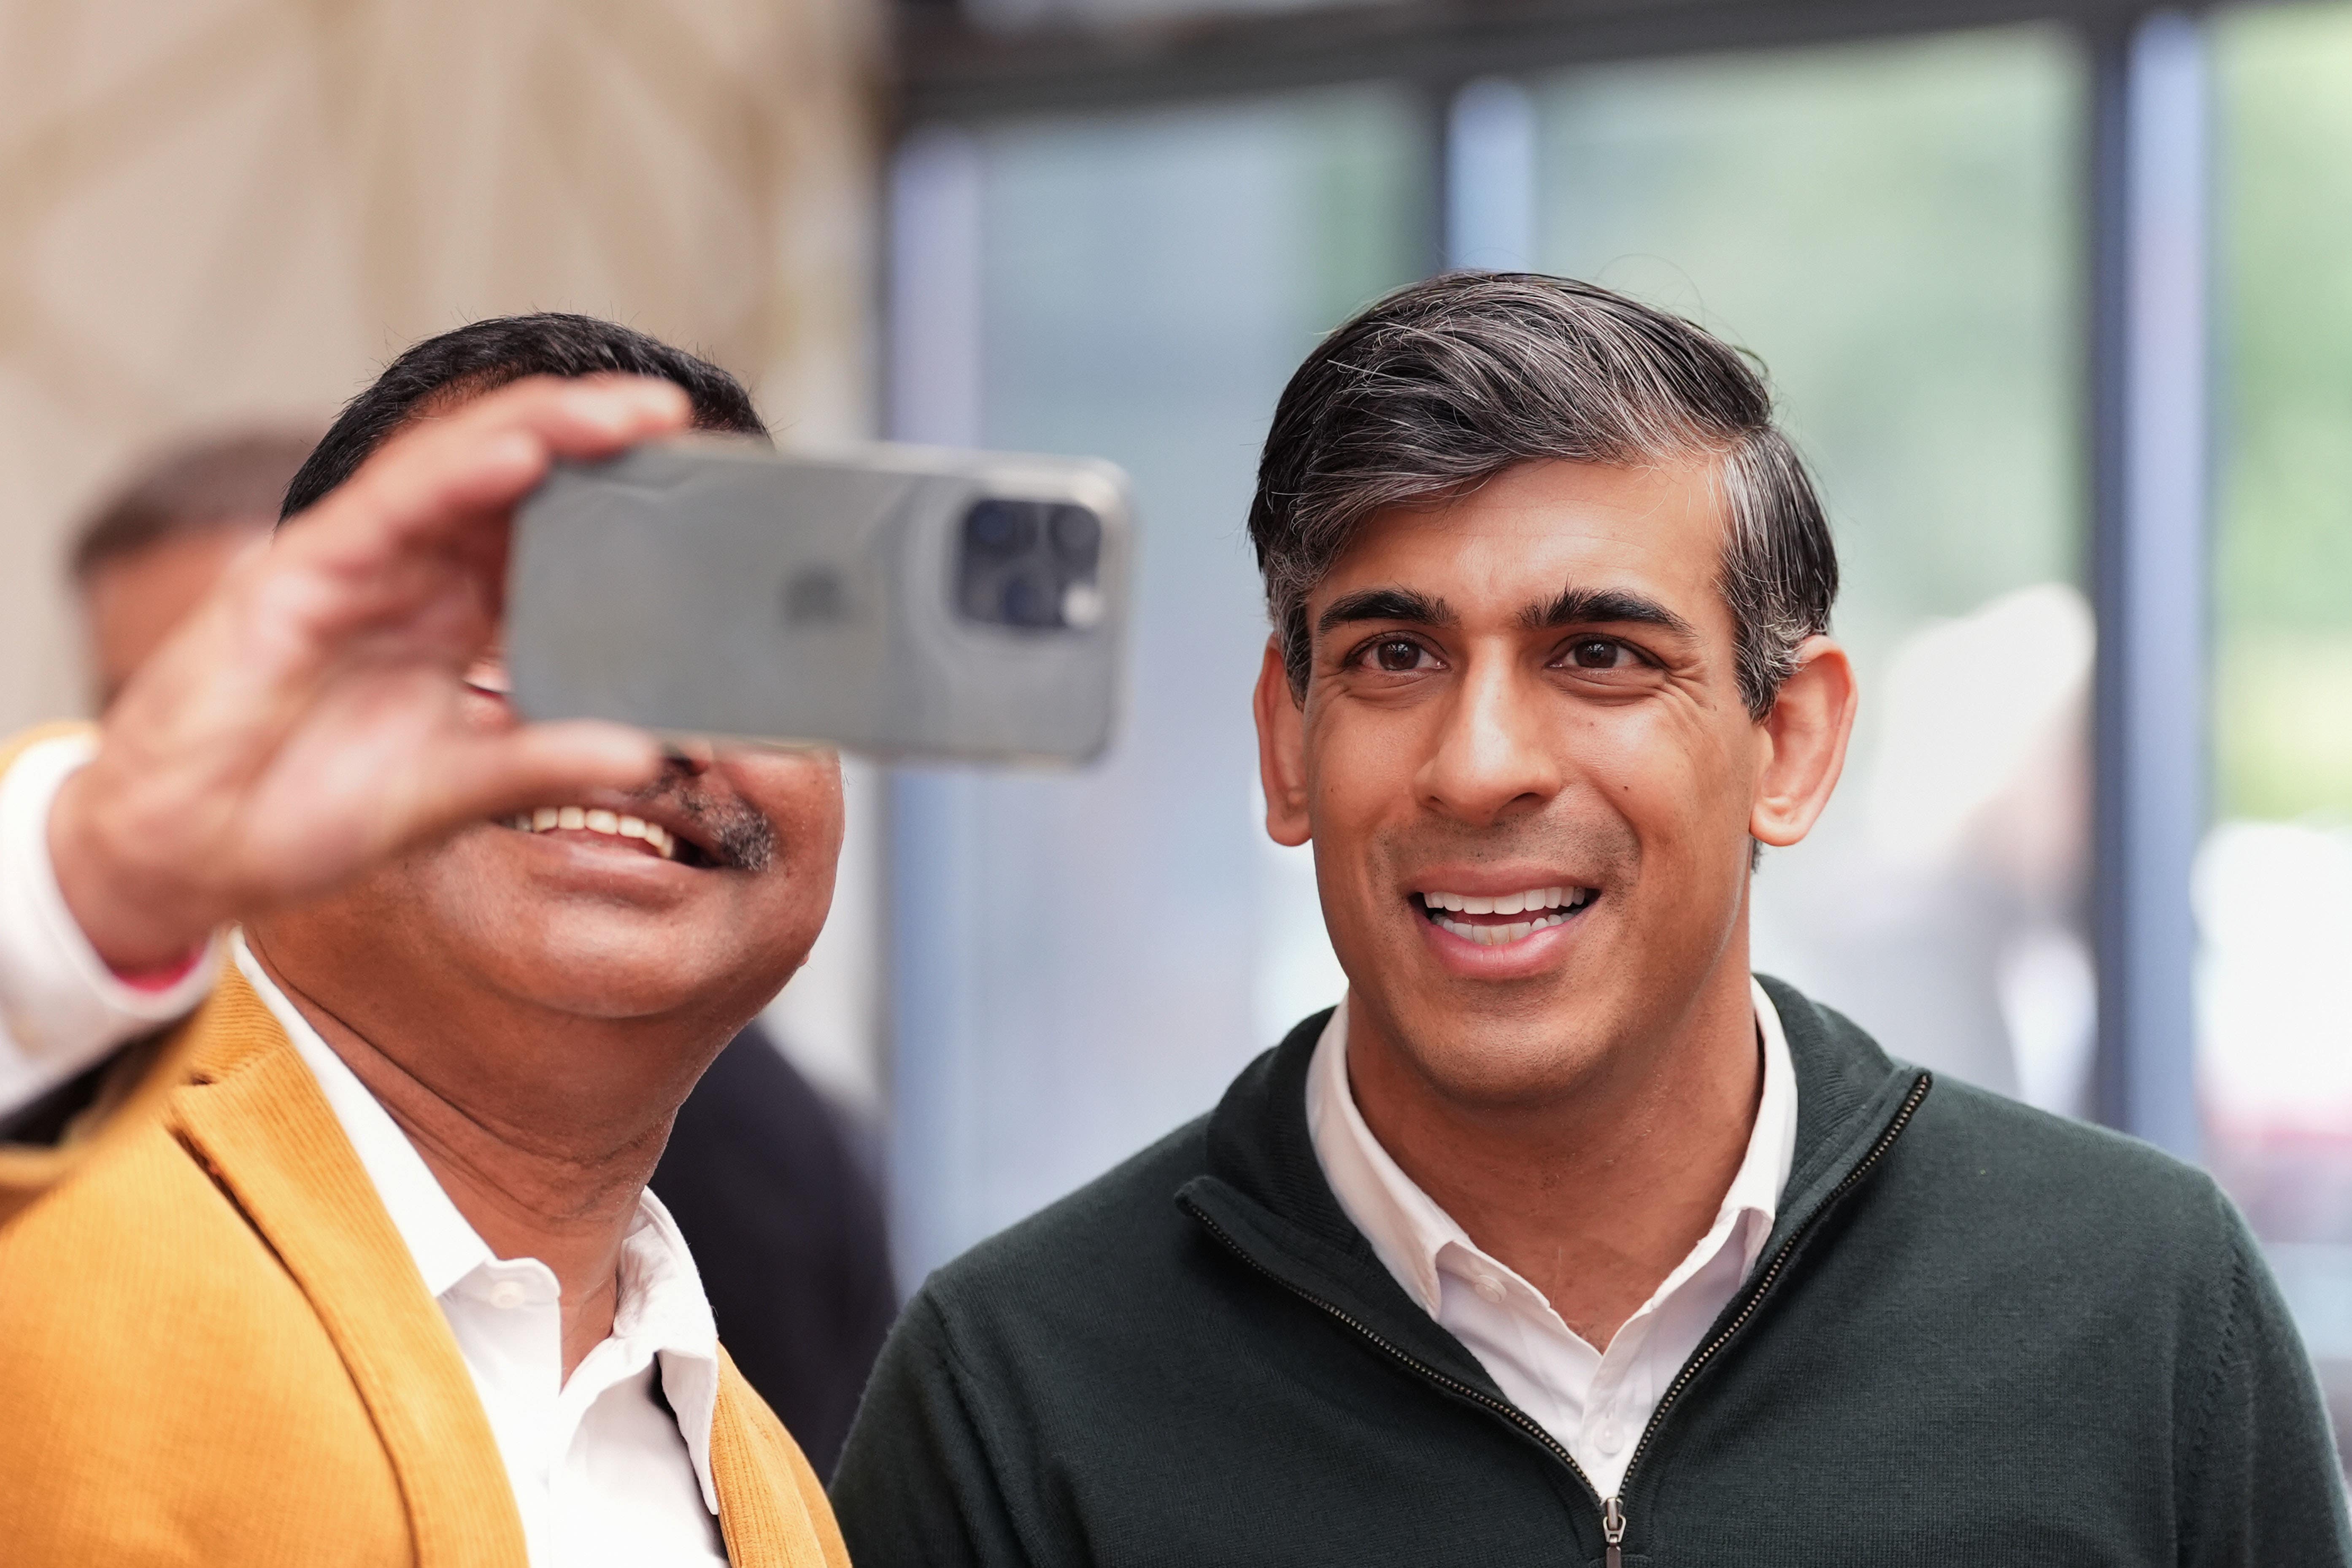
[2209,0,2352,1458]
[888,87,1425,1279]
[1528,28,2092,1110]
[890,0,2352,1476]
[891,33,2092,1279]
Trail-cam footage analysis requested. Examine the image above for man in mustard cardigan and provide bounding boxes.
[0,318,854,1568]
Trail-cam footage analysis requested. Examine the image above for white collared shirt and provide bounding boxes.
[1307,979,1798,1500]
[231,934,730,1567]
[0,734,220,1110]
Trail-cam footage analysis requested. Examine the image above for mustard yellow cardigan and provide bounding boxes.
[0,737,851,1568]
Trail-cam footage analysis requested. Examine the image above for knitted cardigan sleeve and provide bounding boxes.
[2174,1187,2351,1565]
[831,1291,1043,1568]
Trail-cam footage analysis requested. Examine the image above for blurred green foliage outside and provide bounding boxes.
[2217,1,2352,822]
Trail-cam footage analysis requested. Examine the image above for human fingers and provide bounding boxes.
[280,375,691,572]
[404,721,667,842]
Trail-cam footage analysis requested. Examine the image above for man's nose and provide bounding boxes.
[1414,652,1562,827]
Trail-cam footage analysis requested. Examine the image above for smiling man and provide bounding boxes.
[0,321,850,1567]
[830,274,2348,1564]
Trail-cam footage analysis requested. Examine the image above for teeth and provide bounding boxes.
[506,805,682,861]
[1431,911,1576,947]
[1421,885,1589,915]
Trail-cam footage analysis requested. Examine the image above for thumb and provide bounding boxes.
[419,722,667,831]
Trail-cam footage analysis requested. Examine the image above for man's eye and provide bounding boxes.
[1371,638,1426,673]
[1568,638,1626,669]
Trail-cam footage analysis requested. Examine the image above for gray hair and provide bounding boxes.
[1247,272,1837,720]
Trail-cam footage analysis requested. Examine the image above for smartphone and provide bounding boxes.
[504,438,1133,764]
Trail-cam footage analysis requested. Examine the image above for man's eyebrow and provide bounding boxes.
[1520,586,1699,640]
[1317,587,1456,636]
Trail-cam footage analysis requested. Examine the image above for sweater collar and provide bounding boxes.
[1304,982,1800,1319]
[1179,975,1928,1394]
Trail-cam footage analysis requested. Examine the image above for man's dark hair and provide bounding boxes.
[281,313,770,520]
[72,428,321,580]
[1248,272,1837,720]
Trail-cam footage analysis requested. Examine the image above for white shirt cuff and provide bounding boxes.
[0,733,219,1114]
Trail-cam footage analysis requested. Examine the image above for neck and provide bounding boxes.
[246,930,690,1381]
[1345,946,1762,1352]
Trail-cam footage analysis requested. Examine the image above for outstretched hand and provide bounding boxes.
[49,375,689,972]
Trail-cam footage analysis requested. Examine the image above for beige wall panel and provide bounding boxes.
[0,0,881,727]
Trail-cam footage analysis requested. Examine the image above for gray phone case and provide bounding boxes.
[505,439,1132,764]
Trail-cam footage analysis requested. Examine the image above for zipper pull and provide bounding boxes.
[1602,1496,1626,1567]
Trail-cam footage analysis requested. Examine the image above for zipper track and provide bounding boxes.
[1615,1069,1931,1490]
[1183,1205,1606,1503]
[1183,1067,1931,1554]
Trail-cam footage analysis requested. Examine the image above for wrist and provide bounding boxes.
[49,761,220,974]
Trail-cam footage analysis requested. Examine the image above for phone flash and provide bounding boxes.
[1061,583,1104,629]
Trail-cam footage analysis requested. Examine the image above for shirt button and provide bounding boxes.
[1471,1274,1506,1304]
[489,1279,528,1310]
[1598,1425,1623,1455]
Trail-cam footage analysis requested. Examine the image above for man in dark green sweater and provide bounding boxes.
[833,274,2349,1564]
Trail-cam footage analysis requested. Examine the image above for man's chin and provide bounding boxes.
[433,892,780,1017]
[491,952,751,1023]
[1344,937,1632,1105]
[1373,999,1625,1110]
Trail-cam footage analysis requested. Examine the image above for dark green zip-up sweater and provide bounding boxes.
[833,979,2349,1565]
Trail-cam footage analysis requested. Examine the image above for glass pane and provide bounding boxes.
[1526,28,2091,1112]
[2209,0,2352,1470]
[890,87,1425,1278]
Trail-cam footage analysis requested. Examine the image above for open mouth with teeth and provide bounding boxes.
[498,806,716,868]
[1418,885,1597,947]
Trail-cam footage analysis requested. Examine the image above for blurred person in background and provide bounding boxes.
[70,429,323,710]
[58,417,897,1475]
[0,320,857,1567]
[831,274,2348,1564]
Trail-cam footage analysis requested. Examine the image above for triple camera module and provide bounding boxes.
[956,498,1104,632]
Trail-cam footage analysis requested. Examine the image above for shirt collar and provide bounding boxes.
[1733,975,1799,1272]
[230,932,723,1509]
[1306,977,1801,1317]
[234,931,491,1296]
[618,1188,724,1512]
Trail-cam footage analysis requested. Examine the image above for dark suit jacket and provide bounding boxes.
[654,1024,897,1479]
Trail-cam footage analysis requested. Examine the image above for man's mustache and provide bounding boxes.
[630,762,777,873]
[1389,813,1642,886]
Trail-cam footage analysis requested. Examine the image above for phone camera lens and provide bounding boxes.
[967,500,1035,554]
[1048,506,1101,565]
[956,496,1102,634]
[1001,573,1057,628]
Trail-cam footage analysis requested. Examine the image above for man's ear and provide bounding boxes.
[1253,637,1312,848]
[1750,634,1857,849]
